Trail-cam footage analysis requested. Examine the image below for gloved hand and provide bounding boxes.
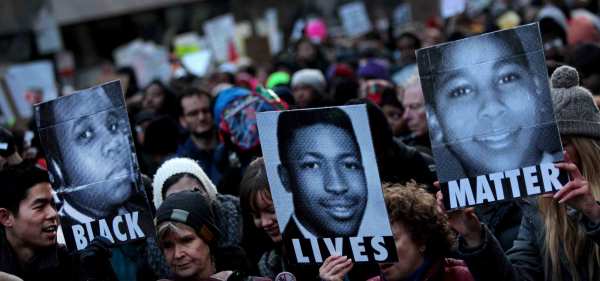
[78,236,118,281]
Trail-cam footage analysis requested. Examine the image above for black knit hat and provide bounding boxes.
[155,190,221,245]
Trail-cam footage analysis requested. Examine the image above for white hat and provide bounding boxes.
[152,157,218,208]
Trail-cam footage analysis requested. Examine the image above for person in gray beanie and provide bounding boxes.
[290,68,327,108]
[433,65,600,281]
[551,65,600,140]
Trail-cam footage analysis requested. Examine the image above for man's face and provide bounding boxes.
[431,38,540,175]
[54,89,133,216]
[279,124,367,237]
[4,183,58,249]
[402,85,428,137]
[180,95,213,136]
[160,223,213,279]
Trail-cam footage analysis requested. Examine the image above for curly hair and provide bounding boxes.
[383,181,455,258]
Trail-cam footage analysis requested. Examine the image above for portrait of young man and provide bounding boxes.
[417,23,563,183]
[35,80,154,250]
[257,105,396,265]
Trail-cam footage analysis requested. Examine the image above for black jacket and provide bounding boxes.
[0,228,77,281]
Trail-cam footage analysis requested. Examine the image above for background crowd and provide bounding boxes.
[1,0,600,281]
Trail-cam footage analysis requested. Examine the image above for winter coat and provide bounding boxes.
[457,206,600,281]
[367,258,474,281]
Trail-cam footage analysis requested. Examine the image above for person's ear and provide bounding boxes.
[277,164,291,193]
[426,107,444,144]
[0,208,15,228]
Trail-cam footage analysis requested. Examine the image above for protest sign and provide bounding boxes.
[257,105,397,265]
[338,1,372,38]
[4,60,58,119]
[203,14,238,63]
[113,40,171,89]
[393,3,412,27]
[35,80,155,251]
[33,6,63,54]
[441,0,466,19]
[173,32,203,59]
[416,23,568,210]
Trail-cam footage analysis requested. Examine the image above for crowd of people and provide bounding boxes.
[1,1,600,281]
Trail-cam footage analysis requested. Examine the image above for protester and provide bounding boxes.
[0,163,117,281]
[155,190,269,281]
[319,182,474,281]
[152,158,248,276]
[441,66,600,281]
[400,77,431,153]
[176,88,223,185]
[239,158,282,279]
[290,68,327,108]
[142,80,178,118]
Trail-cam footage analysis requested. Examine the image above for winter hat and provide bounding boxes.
[152,157,218,208]
[326,63,355,81]
[357,59,390,81]
[305,18,328,43]
[266,71,290,89]
[291,69,326,93]
[155,190,221,245]
[567,9,600,46]
[550,65,600,140]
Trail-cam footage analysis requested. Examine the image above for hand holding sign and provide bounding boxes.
[553,153,600,223]
[435,181,482,248]
[319,256,354,281]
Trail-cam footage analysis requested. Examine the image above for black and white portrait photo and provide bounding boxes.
[35,80,155,251]
[257,105,396,264]
[417,23,568,209]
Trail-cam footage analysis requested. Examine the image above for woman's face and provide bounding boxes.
[56,89,133,215]
[143,84,165,113]
[252,191,281,243]
[432,38,541,175]
[160,223,214,280]
[379,222,424,281]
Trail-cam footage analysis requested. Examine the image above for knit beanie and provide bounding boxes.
[155,190,221,245]
[357,59,390,81]
[550,65,600,140]
[291,69,326,94]
[266,71,290,89]
[567,9,600,46]
[152,157,218,208]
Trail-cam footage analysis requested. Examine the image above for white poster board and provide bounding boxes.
[4,60,58,119]
[338,1,373,38]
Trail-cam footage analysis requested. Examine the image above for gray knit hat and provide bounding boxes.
[550,65,600,139]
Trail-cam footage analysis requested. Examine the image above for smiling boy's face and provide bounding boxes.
[279,124,367,237]
[430,36,541,176]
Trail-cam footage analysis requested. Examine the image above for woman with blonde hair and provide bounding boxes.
[439,65,600,281]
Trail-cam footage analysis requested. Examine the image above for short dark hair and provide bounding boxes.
[177,87,213,117]
[239,157,271,215]
[161,172,203,199]
[276,107,359,165]
[0,162,50,214]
